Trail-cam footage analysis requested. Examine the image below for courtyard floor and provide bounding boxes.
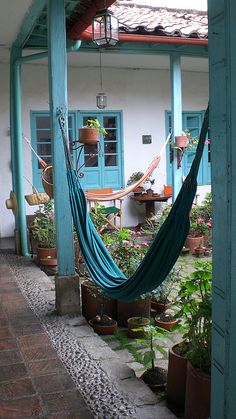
[0,243,210,418]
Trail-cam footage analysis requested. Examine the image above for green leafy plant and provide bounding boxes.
[133,325,167,370]
[103,229,150,277]
[170,128,199,152]
[174,261,212,373]
[151,266,182,305]
[126,172,150,186]
[83,118,107,136]
[189,205,209,237]
[89,203,108,233]
[31,200,56,248]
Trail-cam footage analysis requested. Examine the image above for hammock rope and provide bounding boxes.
[58,106,209,301]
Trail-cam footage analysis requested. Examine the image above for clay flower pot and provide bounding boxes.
[79,128,99,145]
[186,235,204,254]
[184,361,211,419]
[174,135,188,148]
[155,313,177,331]
[89,315,118,335]
[127,316,150,338]
[167,342,188,409]
[36,247,57,266]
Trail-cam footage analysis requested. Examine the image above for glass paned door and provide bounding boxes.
[78,112,123,190]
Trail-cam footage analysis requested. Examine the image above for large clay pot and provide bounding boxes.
[155,314,177,331]
[117,298,151,327]
[167,343,188,409]
[81,280,117,321]
[184,361,211,419]
[186,235,204,254]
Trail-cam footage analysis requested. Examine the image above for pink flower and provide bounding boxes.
[130,230,136,235]
[136,231,142,236]
[142,242,149,247]
[135,245,141,250]
[205,139,211,145]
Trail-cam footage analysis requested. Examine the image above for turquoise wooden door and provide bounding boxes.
[166,111,210,185]
[78,111,123,190]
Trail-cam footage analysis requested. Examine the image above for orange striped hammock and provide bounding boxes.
[23,133,171,200]
[86,133,171,201]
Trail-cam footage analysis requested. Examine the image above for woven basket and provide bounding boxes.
[25,192,49,206]
[41,165,54,199]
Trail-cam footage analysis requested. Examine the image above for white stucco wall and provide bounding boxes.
[0,59,209,237]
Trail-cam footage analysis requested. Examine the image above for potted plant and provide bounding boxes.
[79,118,107,145]
[136,325,168,390]
[127,171,150,195]
[186,205,209,254]
[81,278,117,322]
[31,200,57,266]
[87,284,118,335]
[150,266,181,314]
[103,229,151,327]
[146,178,155,196]
[167,261,212,417]
[155,311,178,331]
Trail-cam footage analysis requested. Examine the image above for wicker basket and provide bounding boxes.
[41,165,54,199]
[25,192,49,206]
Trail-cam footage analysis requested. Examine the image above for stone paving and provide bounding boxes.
[0,253,177,419]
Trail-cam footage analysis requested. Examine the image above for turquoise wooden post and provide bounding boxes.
[47,0,80,314]
[170,54,183,201]
[47,0,74,275]
[9,46,29,256]
[209,0,236,417]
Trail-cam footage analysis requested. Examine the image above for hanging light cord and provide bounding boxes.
[99,50,103,92]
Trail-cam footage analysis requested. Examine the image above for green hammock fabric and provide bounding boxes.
[60,106,209,301]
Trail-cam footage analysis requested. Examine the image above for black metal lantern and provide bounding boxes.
[92,8,119,47]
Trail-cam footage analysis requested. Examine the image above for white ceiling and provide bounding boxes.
[0,0,33,62]
[0,0,208,72]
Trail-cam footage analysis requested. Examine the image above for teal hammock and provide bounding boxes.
[59,106,209,301]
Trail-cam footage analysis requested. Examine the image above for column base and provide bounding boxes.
[55,274,81,315]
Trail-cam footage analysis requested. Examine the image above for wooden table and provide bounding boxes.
[132,194,172,218]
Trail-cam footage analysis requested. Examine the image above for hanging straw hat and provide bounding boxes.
[41,165,54,199]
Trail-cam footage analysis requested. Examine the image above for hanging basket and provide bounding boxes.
[41,165,54,199]
[25,192,49,206]
[78,128,99,145]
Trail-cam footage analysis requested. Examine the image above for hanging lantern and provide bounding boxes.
[96,92,107,109]
[92,8,119,47]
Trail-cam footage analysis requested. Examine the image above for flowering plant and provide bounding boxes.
[31,200,56,248]
[103,229,149,277]
[189,205,209,237]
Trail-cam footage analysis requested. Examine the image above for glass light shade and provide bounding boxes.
[96,92,107,109]
[92,9,119,47]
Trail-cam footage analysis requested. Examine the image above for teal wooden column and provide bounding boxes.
[209,0,236,417]
[47,0,75,276]
[9,46,29,256]
[170,54,183,201]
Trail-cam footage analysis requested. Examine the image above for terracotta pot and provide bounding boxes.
[167,343,188,409]
[151,300,170,314]
[81,280,117,321]
[184,361,211,419]
[133,186,144,196]
[186,235,204,254]
[39,257,57,266]
[140,367,167,391]
[155,315,177,331]
[175,135,188,148]
[127,316,150,338]
[79,128,99,145]
[88,319,118,335]
[117,298,151,327]
[36,247,57,265]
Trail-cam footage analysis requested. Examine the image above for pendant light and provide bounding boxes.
[96,51,107,109]
[92,1,119,47]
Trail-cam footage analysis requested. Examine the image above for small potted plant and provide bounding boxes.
[151,266,181,314]
[79,118,107,145]
[146,178,155,196]
[187,205,209,254]
[127,172,150,195]
[87,284,118,335]
[136,325,168,390]
[31,200,57,266]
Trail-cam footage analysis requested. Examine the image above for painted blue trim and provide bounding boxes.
[13,0,47,48]
[165,110,210,186]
